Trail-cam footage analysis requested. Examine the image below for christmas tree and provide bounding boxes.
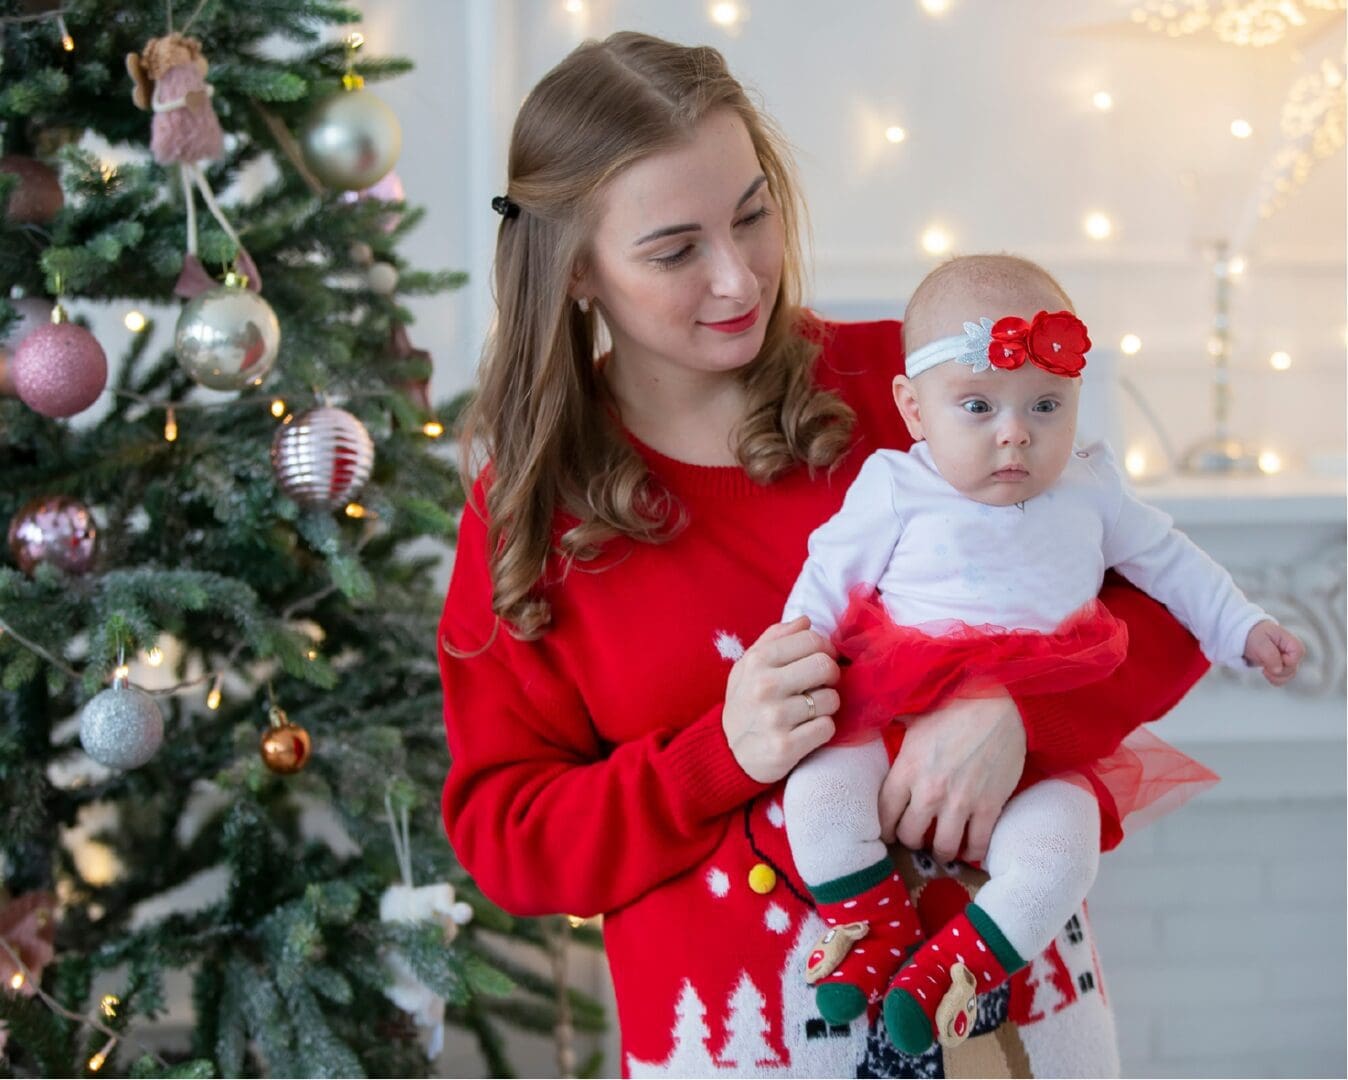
[0,2,603,1076]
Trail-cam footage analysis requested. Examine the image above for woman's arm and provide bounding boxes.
[879,572,1210,864]
[440,501,768,918]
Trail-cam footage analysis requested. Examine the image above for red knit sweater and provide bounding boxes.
[438,319,1209,1077]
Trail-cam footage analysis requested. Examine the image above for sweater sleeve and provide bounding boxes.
[439,492,769,919]
[1012,571,1212,775]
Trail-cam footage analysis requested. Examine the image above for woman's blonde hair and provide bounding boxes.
[459,31,854,640]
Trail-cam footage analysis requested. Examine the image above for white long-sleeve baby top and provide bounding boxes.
[784,441,1266,669]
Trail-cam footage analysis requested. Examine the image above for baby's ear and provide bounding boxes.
[892,374,923,440]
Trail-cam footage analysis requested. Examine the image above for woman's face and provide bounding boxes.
[575,108,786,383]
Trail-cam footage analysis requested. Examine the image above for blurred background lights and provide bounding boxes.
[709,2,743,27]
[921,224,952,255]
[919,0,952,14]
[1120,333,1142,355]
[1092,90,1114,110]
[1230,118,1254,138]
[1269,350,1292,370]
[1124,447,1148,477]
[1084,211,1113,239]
[1228,254,1247,276]
[885,125,907,143]
[563,0,584,12]
[1258,449,1283,474]
[123,310,146,332]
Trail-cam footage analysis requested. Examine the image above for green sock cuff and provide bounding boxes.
[809,857,894,905]
[966,902,1026,973]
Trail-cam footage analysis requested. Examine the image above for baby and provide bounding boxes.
[782,253,1304,1054]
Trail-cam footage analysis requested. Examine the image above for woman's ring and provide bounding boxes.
[802,691,817,720]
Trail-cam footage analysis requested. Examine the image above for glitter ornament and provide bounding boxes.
[271,406,375,510]
[0,155,64,225]
[80,673,164,770]
[11,306,107,418]
[259,705,311,773]
[174,272,280,390]
[301,90,402,191]
[8,494,97,575]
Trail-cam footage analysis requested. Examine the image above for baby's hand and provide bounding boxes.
[1242,619,1305,686]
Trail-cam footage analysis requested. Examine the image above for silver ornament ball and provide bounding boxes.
[272,406,375,510]
[175,280,281,391]
[80,679,164,770]
[367,261,399,295]
[301,90,402,191]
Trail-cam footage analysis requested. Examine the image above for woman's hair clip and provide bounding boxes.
[491,195,520,219]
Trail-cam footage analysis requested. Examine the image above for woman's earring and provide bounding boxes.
[576,297,591,314]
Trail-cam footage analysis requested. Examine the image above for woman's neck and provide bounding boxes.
[603,354,748,467]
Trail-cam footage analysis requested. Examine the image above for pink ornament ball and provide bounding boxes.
[341,169,405,233]
[12,322,108,418]
[8,494,97,576]
[0,155,64,225]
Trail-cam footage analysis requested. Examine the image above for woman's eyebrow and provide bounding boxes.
[632,175,768,246]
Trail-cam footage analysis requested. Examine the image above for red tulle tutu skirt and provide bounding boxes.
[832,588,1218,850]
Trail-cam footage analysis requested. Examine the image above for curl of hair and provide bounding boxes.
[459,32,854,641]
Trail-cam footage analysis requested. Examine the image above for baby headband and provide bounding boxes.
[905,310,1091,380]
[491,195,520,219]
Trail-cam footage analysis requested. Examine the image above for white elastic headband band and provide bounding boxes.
[905,317,1001,379]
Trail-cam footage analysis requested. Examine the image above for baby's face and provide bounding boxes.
[895,359,1081,506]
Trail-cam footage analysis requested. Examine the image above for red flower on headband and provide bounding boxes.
[988,311,1089,377]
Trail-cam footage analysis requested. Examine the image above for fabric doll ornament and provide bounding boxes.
[126,33,261,297]
[377,792,473,1060]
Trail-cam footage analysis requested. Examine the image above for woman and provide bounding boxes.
[439,32,1208,1077]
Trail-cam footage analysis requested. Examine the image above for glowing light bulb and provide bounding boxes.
[1228,254,1247,276]
[163,407,178,443]
[123,310,146,332]
[207,676,222,711]
[1124,448,1148,477]
[1230,118,1253,138]
[88,1054,106,1072]
[113,664,131,681]
[271,399,286,418]
[563,0,584,11]
[422,420,445,438]
[1207,335,1225,357]
[567,914,586,928]
[306,648,319,661]
[61,34,74,52]
[9,972,24,990]
[346,31,365,49]
[344,502,367,519]
[100,994,119,1018]
[1257,450,1283,474]
[1119,333,1142,355]
[919,0,951,14]
[145,646,163,667]
[1092,91,1114,111]
[921,225,952,256]
[1269,350,1292,371]
[885,125,907,144]
[1084,212,1113,240]
[709,2,742,26]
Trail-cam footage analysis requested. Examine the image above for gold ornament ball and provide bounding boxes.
[260,715,312,774]
[300,90,402,192]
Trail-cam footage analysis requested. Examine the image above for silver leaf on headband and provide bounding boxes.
[955,318,995,373]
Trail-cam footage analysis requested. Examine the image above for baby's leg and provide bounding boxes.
[883,777,1101,1053]
[785,739,923,1025]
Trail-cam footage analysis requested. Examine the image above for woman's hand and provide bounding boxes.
[723,616,840,784]
[877,692,1026,865]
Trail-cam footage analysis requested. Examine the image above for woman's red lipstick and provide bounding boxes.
[700,304,760,334]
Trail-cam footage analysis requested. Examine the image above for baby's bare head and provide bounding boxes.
[903,254,1075,358]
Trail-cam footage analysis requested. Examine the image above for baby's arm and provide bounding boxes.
[783,451,906,639]
[1095,447,1302,682]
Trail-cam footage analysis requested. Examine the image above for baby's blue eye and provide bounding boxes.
[963,400,991,414]
[1033,399,1060,413]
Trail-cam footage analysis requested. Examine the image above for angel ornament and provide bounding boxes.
[126,32,260,296]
